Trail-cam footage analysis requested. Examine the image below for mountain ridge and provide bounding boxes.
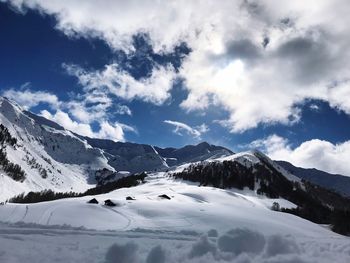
[1,96,349,203]
[277,160,350,197]
[0,96,233,200]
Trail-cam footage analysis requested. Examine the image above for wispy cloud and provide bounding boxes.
[3,85,60,110]
[40,110,136,142]
[115,104,132,116]
[64,63,176,105]
[164,120,209,139]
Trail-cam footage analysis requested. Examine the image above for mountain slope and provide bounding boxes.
[155,142,233,166]
[83,137,233,172]
[0,97,113,201]
[276,160,350,197]
[82,137,169,174]
[171,150,350,232]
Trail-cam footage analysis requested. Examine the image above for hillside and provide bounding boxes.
[0,97,112,201]
[277,160,350,197]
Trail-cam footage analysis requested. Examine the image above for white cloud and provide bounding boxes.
[5,0,350,132]
[40,109,95,138]
[64,91,112,123]
[64,63,176,105]
[96,121,136,141]
[327,81,350,114]
[248,134,350,176]
[2,88,60,110]
[309,104,320,111]
[40,110,135,141]
[115,104,132,116]
[164,120,208,138]
[196,123,210,134]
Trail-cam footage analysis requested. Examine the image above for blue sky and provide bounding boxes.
[1,1,350,175]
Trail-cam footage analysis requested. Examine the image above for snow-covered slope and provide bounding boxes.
[82,138,233,173]
[155,142,233,166]
[0,172,349,262]
[0,97,113,201]
[0,173,298,232]
[82,137,169,173]
[171,150,302,184]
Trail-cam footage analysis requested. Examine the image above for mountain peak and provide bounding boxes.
[0,96,23,119]
[196,141,210,147]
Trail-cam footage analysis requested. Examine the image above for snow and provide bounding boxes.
[0,172,349,262]
[168,151,303,191]
[252,150,302,183]
[213,151,261,166]
[0,97,113,201]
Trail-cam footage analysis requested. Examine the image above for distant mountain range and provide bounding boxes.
[0,95,349,202]
[277,161,350,197]
[0,96,231,200]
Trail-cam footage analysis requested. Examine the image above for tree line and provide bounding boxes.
[9,172,147,203]
[0,124,17,146]
[0,124,25,181]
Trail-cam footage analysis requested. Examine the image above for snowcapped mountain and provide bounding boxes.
[82,138,168,173]
[0,97,115,201]
[154,142,233,166]
[171,150,350,211]
[80,138,233,173]
[0,97,233,200]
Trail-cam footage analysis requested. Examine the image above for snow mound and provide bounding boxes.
[105,242,139,263]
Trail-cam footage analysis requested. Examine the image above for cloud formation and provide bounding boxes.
[249,134,350,176]
[4,0,350,132]
[40,110,135,141]
[115,104,132,116]
[64,63,176,105]
[164,120,209,139]
[3,87,60,110]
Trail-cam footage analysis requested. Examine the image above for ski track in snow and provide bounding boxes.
[46,210,54,225]
[104,207,131,230]
[20,205,28,221]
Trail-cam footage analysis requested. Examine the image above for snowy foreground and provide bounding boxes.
[0,173,350,263]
